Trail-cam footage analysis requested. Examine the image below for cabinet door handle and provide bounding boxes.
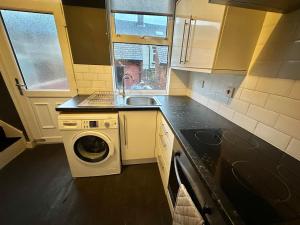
[184,17,193,63]
[124,114,128,146]
[179,20,188,64]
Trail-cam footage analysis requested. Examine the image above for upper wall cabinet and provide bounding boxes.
[62,0,111,65]
[171,0,266,75]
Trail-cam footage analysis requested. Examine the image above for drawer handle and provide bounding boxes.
[161,124,168,135]
[159,134,167,148]
[63,122,77,126]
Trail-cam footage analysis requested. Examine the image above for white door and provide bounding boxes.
[0,0,76,143]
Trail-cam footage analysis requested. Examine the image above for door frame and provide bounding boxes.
[0,0,77,144]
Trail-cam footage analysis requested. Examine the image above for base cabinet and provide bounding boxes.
[156,113,175,214]
[119,111,157,164]
[155,113,174,189]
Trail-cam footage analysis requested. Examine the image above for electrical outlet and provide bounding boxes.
[225,87,235,98]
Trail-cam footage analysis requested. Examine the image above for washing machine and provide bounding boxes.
[58,113,121,177]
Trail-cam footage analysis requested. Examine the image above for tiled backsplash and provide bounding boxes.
[183,11,300,161]
[187,74,300,160]
[74,64,114,94]
[168,69,190,95]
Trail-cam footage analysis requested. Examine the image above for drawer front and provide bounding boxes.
[157,146,168,187]
[158,132,172,166]
[160,118,174,142]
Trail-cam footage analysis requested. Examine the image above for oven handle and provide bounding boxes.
[174,155,199,192]
[174,154,183,185]
[174,154,212,215]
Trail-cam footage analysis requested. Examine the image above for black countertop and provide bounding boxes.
[57,95,300,225]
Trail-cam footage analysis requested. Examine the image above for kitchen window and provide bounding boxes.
[110,0,174,94]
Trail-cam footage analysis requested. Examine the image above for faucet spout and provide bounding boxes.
[121,74,132,98]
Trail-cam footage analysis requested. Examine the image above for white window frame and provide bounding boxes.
[110,12,173,95]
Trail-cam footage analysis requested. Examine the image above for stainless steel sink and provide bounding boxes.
[125,96,160,106]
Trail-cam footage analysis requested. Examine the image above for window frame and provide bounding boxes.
[113,13,169,39]
[110,12,173,95]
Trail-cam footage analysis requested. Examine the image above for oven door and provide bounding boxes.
[168,139,228,225]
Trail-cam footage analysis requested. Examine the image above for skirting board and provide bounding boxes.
[122,157,157,165]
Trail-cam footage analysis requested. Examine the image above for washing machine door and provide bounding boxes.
[73,131,114,164]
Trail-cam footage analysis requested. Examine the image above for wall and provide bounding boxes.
[74,64,113,94]
[0,72,27,137]
[182,10,300,161]
[63,4,111,65]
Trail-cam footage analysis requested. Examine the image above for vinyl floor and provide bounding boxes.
[0,144,172,225]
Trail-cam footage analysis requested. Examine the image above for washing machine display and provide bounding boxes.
[89,121,98,128]
[74,135,110,163]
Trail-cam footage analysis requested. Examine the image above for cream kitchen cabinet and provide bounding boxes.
[119,111,157,164]
[155,113,174,190]
[171,0,266,75]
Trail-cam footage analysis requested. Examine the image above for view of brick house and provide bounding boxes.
[114,43,168,90]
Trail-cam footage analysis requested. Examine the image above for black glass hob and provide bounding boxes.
[181,128,300,225]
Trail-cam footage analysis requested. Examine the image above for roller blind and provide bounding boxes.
[110,0,175,16]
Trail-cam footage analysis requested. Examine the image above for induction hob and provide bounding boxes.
[181,128,300,225]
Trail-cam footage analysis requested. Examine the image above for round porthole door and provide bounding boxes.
[72,132,114,164]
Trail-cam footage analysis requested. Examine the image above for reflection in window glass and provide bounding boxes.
[114,43,168,90]
[114,13,168,38]
[1,10,68,90]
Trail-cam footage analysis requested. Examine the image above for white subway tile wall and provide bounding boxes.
[168,69,190,95]
[286,139,300,161]
[73,64,113,94]
[169,10,300,160]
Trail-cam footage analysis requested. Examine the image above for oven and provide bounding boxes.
[168,138,228,225]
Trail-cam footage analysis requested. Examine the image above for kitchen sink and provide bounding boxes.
[125,96,160,106]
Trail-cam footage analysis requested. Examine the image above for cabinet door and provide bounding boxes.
[119,111,157,162]
[171,0,192,68]
[184,18,222,69]
[177,0,225,70]
[171,17,190,68]
[63,3,111,65]
[191,0,225,22]
[176,0,192,18]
